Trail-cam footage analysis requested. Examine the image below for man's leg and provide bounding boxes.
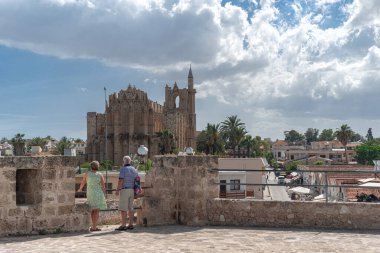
[121,210,128,227]
[128,210,134,227]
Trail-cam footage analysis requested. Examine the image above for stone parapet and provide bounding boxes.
[206,199,380,230]
[0,156,89,236]
[141,155,219,226]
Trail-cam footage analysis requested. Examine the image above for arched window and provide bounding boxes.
[175,96,179,108]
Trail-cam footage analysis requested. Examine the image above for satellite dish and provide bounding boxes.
[185,147,194,155]
[137,145,148,156]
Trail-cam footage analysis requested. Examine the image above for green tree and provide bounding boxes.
[0,137,8,144]
[350,132,364,142]
[355,142,380,165]
[220,115,246,157]
[366,128,374,142]
[100,159,113,171]
[196,126,225,155]
[286,161,300,171]
[10,133,26,156]
[157,129,176,154]
[52,136,72,155]
[284,130,305,145]
[304,128,319,145]
[28,137,48,149]
[241,135,254,157]
[335,124,353,163]
[318,129,335,141]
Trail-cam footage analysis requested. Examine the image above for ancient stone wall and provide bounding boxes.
[206,199,380,230]
[141,155,380,230]
[141,155,219,226]
[0,157,89,236]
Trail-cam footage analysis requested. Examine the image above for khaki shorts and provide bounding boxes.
[119,189,134,212]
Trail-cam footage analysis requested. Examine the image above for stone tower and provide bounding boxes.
[86,67,196,166]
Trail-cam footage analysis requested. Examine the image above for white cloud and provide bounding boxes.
[0,0,379,139]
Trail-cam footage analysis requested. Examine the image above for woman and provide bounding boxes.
[77,161,107,232]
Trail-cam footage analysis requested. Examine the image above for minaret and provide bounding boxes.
[188,64,193,90]
[187,65,196,148]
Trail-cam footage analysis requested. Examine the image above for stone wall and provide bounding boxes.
[141,155,219,226]
[141,155,380,230]
[206,199,380,230]
[0,156,89,236]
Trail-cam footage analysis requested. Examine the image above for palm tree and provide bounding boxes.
[205,123,221,155]
[335,124,353,163]
[157,129,176,154]
[241,135,254,157]
[52,136,72,155]
[10,133,26,156]
[220,115,246,157]
[29,137,48,149]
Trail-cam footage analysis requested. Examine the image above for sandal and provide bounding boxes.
[115,226,128,231]
[90,227,101,232]
[126,225,134,230]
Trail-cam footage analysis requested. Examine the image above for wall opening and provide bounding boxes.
[16,169,42,205]
[175,96,179,108]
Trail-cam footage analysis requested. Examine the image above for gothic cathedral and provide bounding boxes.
[86,67,196,166]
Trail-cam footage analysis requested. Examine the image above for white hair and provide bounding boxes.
[123,155,131,164]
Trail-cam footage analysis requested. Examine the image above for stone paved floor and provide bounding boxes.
[0,225,379,253]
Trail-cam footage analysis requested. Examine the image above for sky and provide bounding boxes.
[0,0,380,141]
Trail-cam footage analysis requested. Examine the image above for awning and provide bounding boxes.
[289,186,311,195]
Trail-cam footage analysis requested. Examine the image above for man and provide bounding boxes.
[115,155,138,230]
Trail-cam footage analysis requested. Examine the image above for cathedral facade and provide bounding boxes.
[86,67,196,166]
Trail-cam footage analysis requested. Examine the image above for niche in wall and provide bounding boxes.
[16,169,42,205]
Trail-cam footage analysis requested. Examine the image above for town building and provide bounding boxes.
[218,158,269,199]
[272,140,360,165]
[86,67,196,166]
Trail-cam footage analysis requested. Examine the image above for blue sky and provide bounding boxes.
[0,0,380,141]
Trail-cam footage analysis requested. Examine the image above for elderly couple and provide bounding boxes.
[77,155,138,232]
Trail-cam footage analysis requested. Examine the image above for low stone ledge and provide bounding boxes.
[206,198,380,230]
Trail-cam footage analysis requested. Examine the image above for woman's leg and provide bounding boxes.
[91,210,96,229]
[93,209,100,228]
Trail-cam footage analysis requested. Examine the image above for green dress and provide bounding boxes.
[86,171,107,210]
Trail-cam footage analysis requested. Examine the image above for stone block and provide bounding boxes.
[25,206,42,217]
[66,169,75,179]
[43,169,56,180]
[2,170,16,181]
[51,217,65,227]
[0,194,10,207]
[60,181,75,191]
[42,182,54,191]
[17,217,33,233]
[8,207,22,217]
[33,219,48,229]
[0,219,17,234]
[66,194,75,204]
[44,206,56,216]
[58,205,73,215]
[58,194,66,203]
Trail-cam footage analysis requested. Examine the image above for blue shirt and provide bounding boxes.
[119,164,138,189]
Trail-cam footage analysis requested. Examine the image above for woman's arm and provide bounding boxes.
[77,173,87,192]
[100,174,106,194]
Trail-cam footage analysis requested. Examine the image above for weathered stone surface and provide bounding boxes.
[58,194,66,203]
[0,156,89,236]
[8,208,22,217]
[43,169,56,180]
[2,169,16,181]
[58,205,73,215]
[25,206,42,217]
[44,206,56,216]
[60,181,75,191]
